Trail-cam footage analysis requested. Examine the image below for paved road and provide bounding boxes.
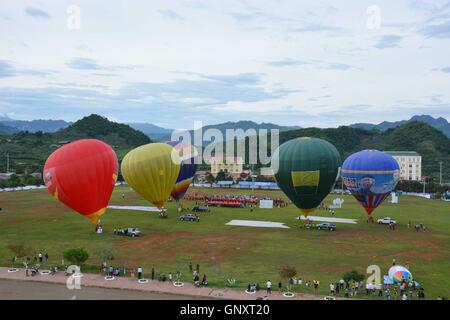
[0,279,202,300]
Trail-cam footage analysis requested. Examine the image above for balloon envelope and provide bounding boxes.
[342,150,400,216]
[388,265,412,283]
[166,141,198,201]
[121,143,181,208]
[43,139,118,224]
[273,137,341,216]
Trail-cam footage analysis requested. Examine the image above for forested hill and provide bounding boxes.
[55,114,151,148]
[279,121,450,181]
[0,114,151,174]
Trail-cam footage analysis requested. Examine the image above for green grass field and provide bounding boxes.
[1,186,449,299]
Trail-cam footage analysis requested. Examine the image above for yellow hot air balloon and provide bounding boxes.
[121,143,181,208]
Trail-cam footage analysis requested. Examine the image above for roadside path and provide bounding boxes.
[0,267,324,300]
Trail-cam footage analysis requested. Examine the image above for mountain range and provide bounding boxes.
[0,115,71,133]
[1,114,448,182]
[1,114,449,139]
[350,115,450,137]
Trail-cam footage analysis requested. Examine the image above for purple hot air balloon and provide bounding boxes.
[166,141,198,201]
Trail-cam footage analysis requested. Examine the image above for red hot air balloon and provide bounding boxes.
[43,139,118,225]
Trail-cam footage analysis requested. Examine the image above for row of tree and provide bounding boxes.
[0,174,42,188]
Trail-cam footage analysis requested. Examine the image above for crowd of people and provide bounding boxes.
[184,193,289,208]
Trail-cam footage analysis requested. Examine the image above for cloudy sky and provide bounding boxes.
[0,0,449,129]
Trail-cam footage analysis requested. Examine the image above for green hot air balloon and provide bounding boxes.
[273,137,341,217]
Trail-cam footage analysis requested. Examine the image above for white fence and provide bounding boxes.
[0,185,46,193]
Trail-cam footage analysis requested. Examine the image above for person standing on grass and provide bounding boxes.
[344,288,349,298]
[38,252,43,263]
[189,262,193,273]
[137,266,143,279]
[168,273,173,282]
[278,281,282,292]
[330,283,335,295]
[266,280,272,294]
[314,280,319,294]
[45,253,49,262]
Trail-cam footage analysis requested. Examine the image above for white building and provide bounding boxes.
[384,151,422,181]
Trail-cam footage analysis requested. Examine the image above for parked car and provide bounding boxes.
[377,217,397,225]
[179,213,200,222]
[317,223,336,231]
[192,205,210,213]
[115,227,141,237]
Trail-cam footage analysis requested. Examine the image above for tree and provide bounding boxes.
[216,170,226,182]
[63,248,89,266]
[205,173,215,184]
[342,270,365,283]
[279,265,297,294]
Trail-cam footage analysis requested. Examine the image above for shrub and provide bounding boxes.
[63,248,89,266]
[342,270,365,283]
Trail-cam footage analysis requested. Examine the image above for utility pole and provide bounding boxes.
[6,152,9,173]
[439,161,443,185]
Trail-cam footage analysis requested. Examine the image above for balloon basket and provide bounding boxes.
[39,270,51,275]
[104,276,115,281]
[138,279,149,284]
[245,290,256,295]
[7,268,19,273]
[173,281,184,287]
[283,292,295,298]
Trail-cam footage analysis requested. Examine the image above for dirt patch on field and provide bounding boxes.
[332,228,448,263]
[3,219,24,225]
[114,231,256,265]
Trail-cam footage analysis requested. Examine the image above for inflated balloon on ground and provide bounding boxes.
[272,137,341,217]
[121,143,181,208]
[388,265,413,283]
[43,139,119,224]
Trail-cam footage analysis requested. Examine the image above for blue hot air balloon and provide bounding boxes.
[166,141,198,202]
[341,150,400,216]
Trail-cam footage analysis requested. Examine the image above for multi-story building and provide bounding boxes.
[384,151,422,181]
[210,154,244,179]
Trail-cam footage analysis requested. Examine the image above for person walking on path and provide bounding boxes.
[194,274,200,287]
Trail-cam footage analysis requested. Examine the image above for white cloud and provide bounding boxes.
[0,0,448,127]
